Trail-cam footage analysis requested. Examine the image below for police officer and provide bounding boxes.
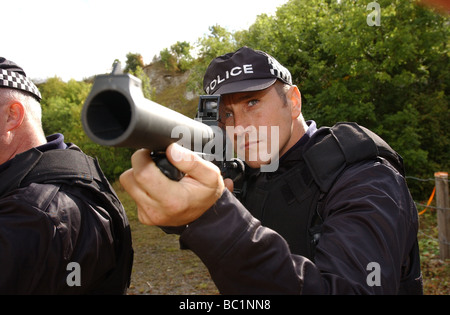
[120,47,422,294]
[0,57,133,294]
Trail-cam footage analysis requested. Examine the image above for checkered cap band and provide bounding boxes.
[0,69,42,101]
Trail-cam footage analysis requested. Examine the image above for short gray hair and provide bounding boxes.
[0,87,43,126]
[274,80,291,106]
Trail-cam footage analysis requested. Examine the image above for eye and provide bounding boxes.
[248,99,259,107]
[220,111,233,124]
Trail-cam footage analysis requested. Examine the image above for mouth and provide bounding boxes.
[240,140,259,150]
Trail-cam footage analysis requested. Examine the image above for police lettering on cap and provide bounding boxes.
[0,57,42,102]
[203,47,292,95]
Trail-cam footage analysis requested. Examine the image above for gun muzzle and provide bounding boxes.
[81,73,214,153]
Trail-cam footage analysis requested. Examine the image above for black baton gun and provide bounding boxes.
[81,62,244,196]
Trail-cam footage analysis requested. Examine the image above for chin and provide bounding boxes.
[244,160,264,169]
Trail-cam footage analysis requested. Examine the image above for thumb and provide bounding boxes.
[166,143,223,187]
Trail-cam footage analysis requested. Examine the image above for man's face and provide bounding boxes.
[220,83,299,169]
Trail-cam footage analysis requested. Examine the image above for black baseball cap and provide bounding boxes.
[203,46,292,95]
[0,57,42,102]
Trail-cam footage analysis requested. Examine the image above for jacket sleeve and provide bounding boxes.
[181,188,318,294]
[180,160,419,294]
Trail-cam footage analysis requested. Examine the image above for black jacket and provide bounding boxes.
[0,135,133,294]
[179,122,422,294]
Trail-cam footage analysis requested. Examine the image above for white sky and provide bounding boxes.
[2,0,288,82]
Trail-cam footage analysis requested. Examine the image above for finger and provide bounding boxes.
[166,143,222,188]
[119,169,158,225]
[127,149,205,223]
[119,168,145,202]
[224,178,234,192]
[121,168,178,226]
[130,149,178,200]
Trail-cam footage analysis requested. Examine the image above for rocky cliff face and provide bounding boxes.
[144,62,196,100]
[143,62,198,117]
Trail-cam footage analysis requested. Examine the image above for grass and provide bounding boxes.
[418,209,450,294]
[112,181,449,295]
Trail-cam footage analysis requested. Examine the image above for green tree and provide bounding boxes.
[160,47,177,71]
[172,41,193,71]
[159,41,194,72]
[40,77,91,143]
[124,52,144,73]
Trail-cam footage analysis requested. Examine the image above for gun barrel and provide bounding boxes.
[81,73,214,153]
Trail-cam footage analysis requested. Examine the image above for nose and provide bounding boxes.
[229,108,249,130]
[230,114,249,139]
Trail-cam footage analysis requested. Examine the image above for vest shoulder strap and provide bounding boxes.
[20,148,104,187]
[303,122,405,193]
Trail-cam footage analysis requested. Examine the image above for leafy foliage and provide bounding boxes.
[159,41,194,72]
[124,52,144,74]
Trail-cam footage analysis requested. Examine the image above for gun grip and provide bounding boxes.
[151,152,184,181]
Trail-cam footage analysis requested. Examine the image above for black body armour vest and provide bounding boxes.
[16,148,134,292]
[240,122,404,260]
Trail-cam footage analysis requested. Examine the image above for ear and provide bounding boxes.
[287,86,302,119]
[6,102,25,131]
